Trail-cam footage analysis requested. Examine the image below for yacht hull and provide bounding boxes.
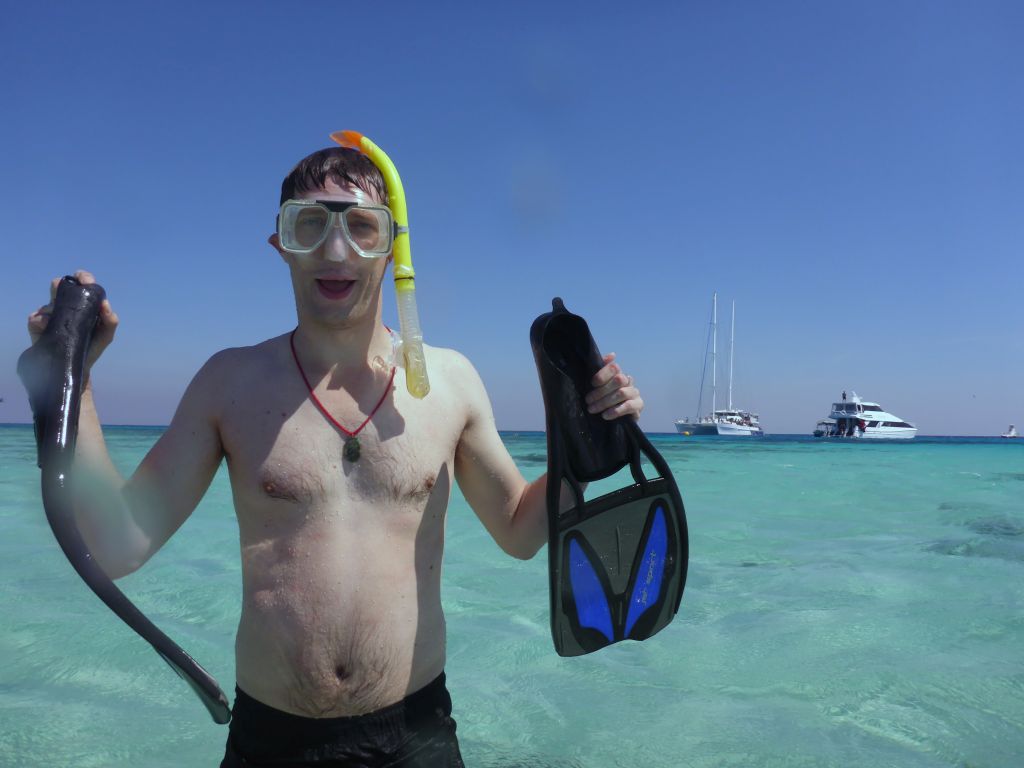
[674,422,719,436]
[675,421,763,437]
[856,428,917,439]
[814,426,917,439]
[715,422,764,436]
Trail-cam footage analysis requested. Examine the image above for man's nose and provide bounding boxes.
[321,220,355,262]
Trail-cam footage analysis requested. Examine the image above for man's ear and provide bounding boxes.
[268,233,291,264]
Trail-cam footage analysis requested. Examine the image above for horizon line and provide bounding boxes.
[0,422,1014,440]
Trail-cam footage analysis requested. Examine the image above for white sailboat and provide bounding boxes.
[675,293,764,436]
[1002,424,1019,439]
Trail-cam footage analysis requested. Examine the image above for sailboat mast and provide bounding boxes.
[711,292,717,416]
[729,300,735,411]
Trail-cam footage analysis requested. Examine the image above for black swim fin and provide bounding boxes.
[531,298,688,656]
[17,276,231,724]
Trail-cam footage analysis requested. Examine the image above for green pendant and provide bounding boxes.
[343,436,361,462]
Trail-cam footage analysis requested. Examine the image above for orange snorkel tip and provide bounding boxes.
[330,130,364,150]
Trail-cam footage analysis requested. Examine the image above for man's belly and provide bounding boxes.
[233,521,447,717]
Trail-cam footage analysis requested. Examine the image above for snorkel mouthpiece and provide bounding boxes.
[330,130,429,399]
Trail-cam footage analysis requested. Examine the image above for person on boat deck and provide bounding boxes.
[24,144,644,767]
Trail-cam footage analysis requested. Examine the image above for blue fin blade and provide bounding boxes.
[568,538,615,643]
[624,504,668,638]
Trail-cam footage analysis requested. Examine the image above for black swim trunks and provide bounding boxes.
[220,672,465,767]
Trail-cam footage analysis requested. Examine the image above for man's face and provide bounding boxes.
[272,179,391,330]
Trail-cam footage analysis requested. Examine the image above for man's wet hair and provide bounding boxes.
[279,147,388,206]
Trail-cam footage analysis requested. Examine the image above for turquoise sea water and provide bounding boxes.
[1,424,1021,767]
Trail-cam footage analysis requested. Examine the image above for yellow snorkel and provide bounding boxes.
[330,130,430,399]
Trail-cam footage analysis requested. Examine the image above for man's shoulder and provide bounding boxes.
[196,334,290,383]
[421,343,481,385]
[419,343,489,408]
[179,335,291,417]
[422,342,472,371]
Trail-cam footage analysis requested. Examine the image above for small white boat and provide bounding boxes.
[813,391,917,439]
[813,419,836,438]
[1002,424,1019,439]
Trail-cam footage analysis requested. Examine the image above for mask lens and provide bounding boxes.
[344,207,391,255]
[292,206,330,249]
[280,202,332,252]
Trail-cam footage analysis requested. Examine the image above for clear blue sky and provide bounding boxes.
[2,1,1021,435]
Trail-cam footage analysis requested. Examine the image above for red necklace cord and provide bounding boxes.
[289,330,397,438]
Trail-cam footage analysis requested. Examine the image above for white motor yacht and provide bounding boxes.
[813,391,917,439]
[675,294,764,436]
[1002,424,1019,439]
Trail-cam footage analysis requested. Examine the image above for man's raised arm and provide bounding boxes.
[452,349,645,561]
[26,270,226,579]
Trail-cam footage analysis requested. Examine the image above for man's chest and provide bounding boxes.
[218,384,464,508]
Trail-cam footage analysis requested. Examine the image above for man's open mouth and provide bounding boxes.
[316,279,355,300]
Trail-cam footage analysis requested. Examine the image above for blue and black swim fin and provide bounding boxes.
[531,298,688,656]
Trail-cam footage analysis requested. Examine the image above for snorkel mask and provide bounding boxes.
[278,199,397,259]
[329,130,430,399]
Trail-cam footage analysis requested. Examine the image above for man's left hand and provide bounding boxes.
[585,353,644,421]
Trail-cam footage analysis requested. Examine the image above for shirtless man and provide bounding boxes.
[26,145,643,767]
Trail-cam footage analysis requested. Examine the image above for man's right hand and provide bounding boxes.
[27,270,119,372]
